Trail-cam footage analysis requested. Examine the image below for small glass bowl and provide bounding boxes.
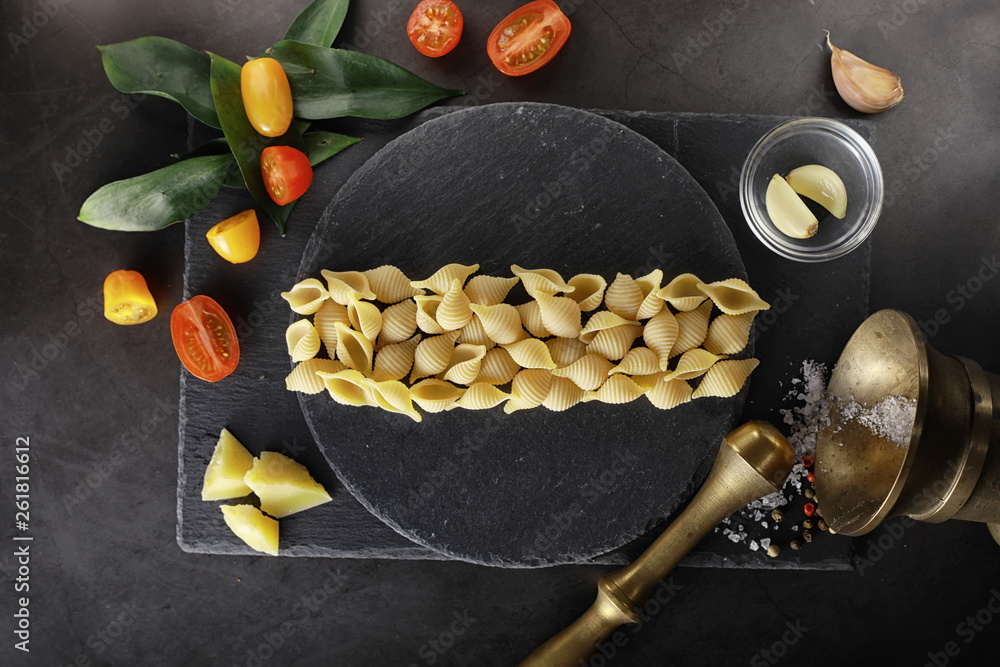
[740,118,883,262]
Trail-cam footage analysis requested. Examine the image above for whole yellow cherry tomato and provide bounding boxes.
[206,210,261,264]
[104,270,158,325]
[240,57,293,137]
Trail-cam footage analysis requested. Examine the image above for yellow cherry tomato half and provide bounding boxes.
[206,210,261,264]
[241,57,293,138]
[103,269,158,325]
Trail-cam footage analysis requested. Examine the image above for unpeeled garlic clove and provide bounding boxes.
[825,31,904,114]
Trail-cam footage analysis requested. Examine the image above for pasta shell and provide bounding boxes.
[369,380,422,422]
[697,279,770,315]
[542,376,585,412]
[457,314,496,350]
[609,347,660,376]
[503,338,557,369]
[585,375,647,405]
[414,295,445,335]
[443,344,487,385]
[410,379,466,413]
[657,273,707,312]
[334,322,374,374]
[588,324,643,361]
[347,295,383,342]
[552,353,615,391]
[635,269,665,320]
[604,273,644,321]
[545,337,587,368]
[286,319,321,362]
[505,369,553,413]
[465,275,519,306]
[567,274,607,312]
[378,300,418,347]
[370,334,421,382]
[363,265,423,303]
[514,301,550,338]
[469,303,523,344]
[644,310,679,370]
[320,270,377,304]
[646,375,694,410]
[281,279,330,315]
[410,263,480,295]
[313,300,350,354]
[703,312,756,355]
[437,279,474,331]
[672,301,713,357]
[630,373,662,390]
[535,293,582,338]
[579,311,639,344]
[477,347,520,385]
[692,358,760,399]
[665,348,723,381]
[456,383,510,410]
[409,330,461,383]
[285,358,347,394]
[510,265,574,298]
[316,369,376,407]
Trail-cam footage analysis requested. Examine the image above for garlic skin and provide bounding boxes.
[826,31,904,114]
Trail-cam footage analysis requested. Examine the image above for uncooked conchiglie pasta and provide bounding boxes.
[282,278,330,315]
[334,321,374,374]
[552,353,615,391]
[363,265,423,304]
[586,375,647,405]
[610,347,660,376]
[414,295,445,335]
[505,369,553,414]
[286,319,321,362]
[567,274,607,312]
[369,379,422,422]
[514,301,550,338]
[692,358,760,399]
[646,375,694,410]
[588,324,644,361]
[316,369,377,407]
[313,300,350,354]
[464,275,519,306]
[703,312,755,355]
[320,270,377,304]
[579,311,638,344]
[285,358,347,394]
[635,269,665,320]
[347,295,383,342]
[470,303,523,344]
[442,344,487,385]
[476,347,520,385]
[409,330,461,383]
[378,300,418,347]
[510,265,574,298]
[503,338,557,369]
[697,279,770,315]
[657,273,706,312]
[542,376,585,412]
[604,273,644,321]
[671,300,713,358]
[665,348,723,381]
[545,337,587,368]
[457,314,496,350]
[410,379,466,413]
[410,263,480,295]
[643,309,678,370]
[370,334,421,382]
[535,293,582,338]
[456,383,510,410]
[436,279,474,331]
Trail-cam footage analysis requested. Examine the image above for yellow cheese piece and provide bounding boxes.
[201,428,255,501]
[220,504,279,556]
[243,452,332,518]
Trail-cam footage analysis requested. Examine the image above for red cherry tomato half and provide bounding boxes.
[170,295,240,382]
[260,145,313,206]
[407,0,464,57]
[487,0,571,77]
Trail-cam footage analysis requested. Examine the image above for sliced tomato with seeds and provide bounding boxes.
[407,0,464,57]
[171,295,240,382]
[261,145,313,206]
[487,0,571,77]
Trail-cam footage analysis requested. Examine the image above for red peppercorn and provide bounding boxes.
[807,472,816,483]
[802,455,814,468]
[803,502,816,517]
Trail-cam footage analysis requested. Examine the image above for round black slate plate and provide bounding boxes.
[297,102,749,567]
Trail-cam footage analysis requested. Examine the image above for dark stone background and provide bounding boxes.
[2,0,1000,665]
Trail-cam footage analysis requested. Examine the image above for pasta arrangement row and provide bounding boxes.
[281,264,769,422]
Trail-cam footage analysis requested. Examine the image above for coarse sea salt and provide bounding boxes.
[836,395,916,447]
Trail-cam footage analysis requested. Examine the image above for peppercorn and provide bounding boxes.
[789,539,802,551]
[771,508,784,523]
[818,518,829,532]
[767,544,781,558]
[806,472,816,483]
[802,530,813,543]
[803,518,815,530]
[802,455,814,468]
[804,488,815,500]
[803,502,816,517]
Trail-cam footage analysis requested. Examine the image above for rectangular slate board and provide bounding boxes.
[178,109,871,569]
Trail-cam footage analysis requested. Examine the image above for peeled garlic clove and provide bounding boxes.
[826,31,904,114]
[765,174,817,239]
[786,164,848,219]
